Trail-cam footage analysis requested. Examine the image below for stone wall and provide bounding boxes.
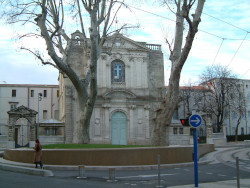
[39,136,64,145]
[0,135,8,150]
[4,144,214,165]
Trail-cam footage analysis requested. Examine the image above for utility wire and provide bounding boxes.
[124,4,176,23]
[212,38,224,65]
[227,32,249,67]
[240,69,250,78]
[125,2,250,77]
[125,3,250,41]
[202,12,249,33]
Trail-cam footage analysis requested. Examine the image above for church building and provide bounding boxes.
[59,31,164,145]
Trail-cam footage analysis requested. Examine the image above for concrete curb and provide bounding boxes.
[82,160,212,171]
[23,160,212,171]
[0,163,54,177]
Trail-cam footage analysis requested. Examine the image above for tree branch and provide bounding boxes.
[35,0,88,102]
[76,0,87,39]
[21,47,58,69]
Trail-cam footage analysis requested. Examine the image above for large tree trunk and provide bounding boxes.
[73,95,96,144]
[152,70,181,145]
[73,12,99,144]
[152,0,205,146]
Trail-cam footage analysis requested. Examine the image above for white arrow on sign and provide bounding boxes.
[190,117,201,125]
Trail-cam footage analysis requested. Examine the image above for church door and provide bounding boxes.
[111,112,127,145]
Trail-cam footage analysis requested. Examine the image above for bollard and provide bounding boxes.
[77,165,87,179]
[156,155,163,188]
[107,168,117,182]
[236,157,240,188]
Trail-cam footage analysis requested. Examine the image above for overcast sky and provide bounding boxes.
[0,0,250,86]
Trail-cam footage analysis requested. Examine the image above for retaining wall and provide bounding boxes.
[4,144,214,166]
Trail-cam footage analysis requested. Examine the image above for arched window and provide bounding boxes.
[111,60,125,83]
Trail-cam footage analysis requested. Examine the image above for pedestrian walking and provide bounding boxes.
[33,139,43,169]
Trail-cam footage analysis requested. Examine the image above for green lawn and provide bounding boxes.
[42,144,151,149]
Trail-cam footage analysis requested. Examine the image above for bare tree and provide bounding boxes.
[199,64,238,133]
[152,0,205,146]
[1,0,126,143]
[227,83,245,141]
[179,85,194,117]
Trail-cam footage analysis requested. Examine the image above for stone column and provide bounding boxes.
[206,115,212,138]
[206,115,213,144]
[28,116,36,141]
[8,117,16,141]
[144,104,151,139]
[29,123,36,148]
[129,105,136,139]
[65,86,73,143]
[102,104,111,140]
[7,117,16,149]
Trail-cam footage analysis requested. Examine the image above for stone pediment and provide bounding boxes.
[104,34,150,52]
[103,89,136,99]
[7,105,37,117]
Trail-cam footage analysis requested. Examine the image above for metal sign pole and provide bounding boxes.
[193,128,198,187]
[236,157,240,188]
[189,114,202,188]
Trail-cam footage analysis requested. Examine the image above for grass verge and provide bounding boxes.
[42,144,151,149]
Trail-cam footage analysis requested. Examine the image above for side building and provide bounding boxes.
[168,86,211,145]
[0,84,61,148]
[173,79,250,145]
[225,79,250,136]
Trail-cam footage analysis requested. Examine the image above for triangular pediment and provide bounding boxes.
[104,34,150,52]
[103,89,136,99]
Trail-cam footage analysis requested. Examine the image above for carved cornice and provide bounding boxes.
[103,89,136,99]
[129,105,136,110]
[144,104,151,109]
[102,104,111,108]
[7,105,37,117]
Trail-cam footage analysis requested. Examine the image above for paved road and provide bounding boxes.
[214,147,250,172]
[1,162,248,188]
[1,144,250,187]
[51,162,249,187]
[1,162,249,188]
[0,169,119,188]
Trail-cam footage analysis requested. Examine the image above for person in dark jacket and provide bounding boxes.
[33,139,43,169]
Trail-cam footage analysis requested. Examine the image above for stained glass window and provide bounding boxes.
[111,60,125,83]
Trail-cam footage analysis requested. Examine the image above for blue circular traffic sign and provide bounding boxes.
[189,114,202,128]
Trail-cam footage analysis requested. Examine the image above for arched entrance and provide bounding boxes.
[7,105,37,148]
[111,112,127,145]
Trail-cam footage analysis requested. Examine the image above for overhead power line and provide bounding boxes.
[125,2,250,78]
[240,69,250,78]
[125,3,250,41]
[201,12,249,33]
[212,38,224,65]
[227,32,249,67]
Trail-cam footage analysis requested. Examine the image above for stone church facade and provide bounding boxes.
[59,31,164,145]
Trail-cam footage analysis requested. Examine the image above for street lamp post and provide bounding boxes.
[37,93,42,139]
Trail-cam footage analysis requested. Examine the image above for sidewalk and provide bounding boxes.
[168,179,250,188]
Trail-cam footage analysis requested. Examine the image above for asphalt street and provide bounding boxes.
[0,143,250,188]
[50,162,249,187]
[1,162,249,188]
